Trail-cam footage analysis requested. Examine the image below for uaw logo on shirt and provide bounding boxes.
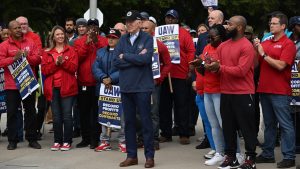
[274,44,282,49]
[127,11,132,16]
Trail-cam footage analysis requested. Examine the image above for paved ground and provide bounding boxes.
[0,114,299,169]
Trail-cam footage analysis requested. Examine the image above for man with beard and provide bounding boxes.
[65,18,77,42]
[206,16,257,169]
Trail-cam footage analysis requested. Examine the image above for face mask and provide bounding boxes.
[227,28,238,39]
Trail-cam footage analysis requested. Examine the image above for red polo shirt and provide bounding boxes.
[257,35,296,95]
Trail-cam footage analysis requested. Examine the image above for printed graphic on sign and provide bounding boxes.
[152,38,160,79]
[8,56,39,100]
[0,68,6,114]
[291,60,300,105]
[155,24,180,64]
[98,84,122,128]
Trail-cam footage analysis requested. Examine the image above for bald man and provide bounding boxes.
[139,20,172,150]
[114,22,127,35]
[16,16,42,50]
[206,16,257,169]
[0,20,41,150]
[196,10,224,56]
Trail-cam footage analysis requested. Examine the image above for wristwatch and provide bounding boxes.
[262,53,267,59]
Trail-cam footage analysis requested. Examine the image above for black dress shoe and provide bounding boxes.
[76,140,90,148]
[7,142,17,150]
[256,154,275,163]
[29,141,42,149]
[277,159,295,168]
[195,137,210,149]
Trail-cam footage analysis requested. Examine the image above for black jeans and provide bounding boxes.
[159,78,190,138]
[78,86,101,145]
[220,94,257,158]
[6,90,37,143]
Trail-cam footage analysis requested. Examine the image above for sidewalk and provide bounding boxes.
[0,114,299,169]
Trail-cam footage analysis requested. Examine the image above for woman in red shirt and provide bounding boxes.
[42,26,78,151]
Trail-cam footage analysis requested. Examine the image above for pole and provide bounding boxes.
[89,0,97,19]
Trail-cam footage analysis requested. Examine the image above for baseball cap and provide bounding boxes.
[76,18,87,26]
[125,10,142,21]
[245,25,254,34]
[87,18,99,27]
[149,16,157,25]
[289,16,300,30]
[107,28,121,39]
[140,12,150,20]
[165,9,179,19]
[190,29,197,34]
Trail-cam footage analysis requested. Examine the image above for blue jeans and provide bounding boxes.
[195,94,215,150]
[204,93,224,153]
[51,88,75,144]
[260,94,295,160]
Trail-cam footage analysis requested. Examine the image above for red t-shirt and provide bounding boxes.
[257,35,296,95]
[202,44,220,93]
[52,50,63,87]
[218,37,255,94]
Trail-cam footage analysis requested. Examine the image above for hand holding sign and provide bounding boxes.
[103,77,112,85]
[13,50,23,61]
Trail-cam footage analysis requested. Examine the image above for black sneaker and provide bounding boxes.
[277,159,295,168]
[29,141,42,149]
[238,159,256,169]
[7,142,17,150]
[76,140,90,148]
[195,137,210,149]
[218,155,240,169]
[256,154,275,163]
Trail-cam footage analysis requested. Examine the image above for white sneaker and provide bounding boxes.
[236,153,245,164]
[205,153,225,166]
[204,150,216,159]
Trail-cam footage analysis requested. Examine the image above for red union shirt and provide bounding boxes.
[257,35,296,95]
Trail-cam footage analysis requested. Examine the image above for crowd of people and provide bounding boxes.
[0,6,299,169]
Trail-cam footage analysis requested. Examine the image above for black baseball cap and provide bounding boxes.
[165,9,179,19]
[87,18,99,27]
[125,10,142,21]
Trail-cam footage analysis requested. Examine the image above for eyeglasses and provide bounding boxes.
[269,22,280,26]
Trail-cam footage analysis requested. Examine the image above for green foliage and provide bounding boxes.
[0,0,299,42]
